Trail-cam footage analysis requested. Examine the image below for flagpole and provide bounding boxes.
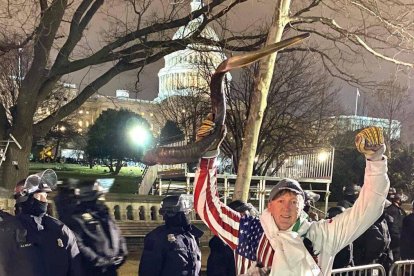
[354,88,360,116]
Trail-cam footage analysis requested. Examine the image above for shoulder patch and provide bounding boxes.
[167,234,176,242]
[81,213,93,221]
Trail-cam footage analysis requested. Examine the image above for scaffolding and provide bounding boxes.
[0,134,22,168]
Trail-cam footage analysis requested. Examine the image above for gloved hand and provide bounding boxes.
[96,256,114,268]
[111,256,124,266]
[355,126,386,161]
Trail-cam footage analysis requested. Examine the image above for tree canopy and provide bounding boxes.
[86,109,153,175]
[159,120,185,145]
[0,0,261,188]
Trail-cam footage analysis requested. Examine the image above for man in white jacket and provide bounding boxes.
[194,122,389,276]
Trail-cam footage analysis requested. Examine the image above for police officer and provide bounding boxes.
[207,200,258,276]
[400,200,414,260]
[385,188,407,260]
[139,194,203,276]
[11,169,81,276]
[54,179,128,276]
[353,209,393,272]
[337,184,361,208]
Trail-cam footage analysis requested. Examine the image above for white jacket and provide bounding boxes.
[262,158,389,275]
[194,157,389,275]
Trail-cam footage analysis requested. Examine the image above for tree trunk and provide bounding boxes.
[1,132,33,189]
[114,159,123,175]
[233,0,292,201]
[53,139,61,162]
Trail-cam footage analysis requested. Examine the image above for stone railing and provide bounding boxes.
[0,193,183,222]
[1,193,412,220]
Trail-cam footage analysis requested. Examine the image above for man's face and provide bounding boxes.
[268,191,302,230]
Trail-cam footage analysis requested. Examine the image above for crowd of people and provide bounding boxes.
[1,123,414,276]
[318,185,413,273]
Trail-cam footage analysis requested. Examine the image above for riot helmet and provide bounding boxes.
[388,192,408,205]
[303,190,320,213]
[56,178,114,202]
[304,190,321,203]
[160,194,194,228]
[14,169,58,203]
[343,184,361,196]
[159,194,193,217]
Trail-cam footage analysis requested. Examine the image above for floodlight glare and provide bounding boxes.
[318,151,329,162]
[129,125,149,147]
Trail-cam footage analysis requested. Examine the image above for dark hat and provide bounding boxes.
[268,178,305,202]
[343,184,361,196]
[227,200,258,216]
[326,206,345,219]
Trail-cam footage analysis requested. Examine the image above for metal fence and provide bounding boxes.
[157,148,335,213]
[389,260,414,276]
[331,263,386,276]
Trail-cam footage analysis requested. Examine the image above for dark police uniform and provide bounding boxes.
[385,204,406,260]
[60,207,128,276]
[139,224,203,276]
[0,212,81,276]
[353,214,393,271]
[207,235,236,276]
[0,210,38,276]
[400,212,414,260]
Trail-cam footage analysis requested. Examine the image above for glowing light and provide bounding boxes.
[129,125,150,147]
[318,151,329,162]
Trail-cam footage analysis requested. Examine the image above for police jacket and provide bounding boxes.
[385,204,406,249]
[60,207,128,276]
[139,224,203,276]
[400,213,414,260]
[207,235,236,276]
[0,210,37,276]
[353,214,392,268]
[1,213,81,276]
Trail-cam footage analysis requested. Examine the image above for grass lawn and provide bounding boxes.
[29,163,143,194]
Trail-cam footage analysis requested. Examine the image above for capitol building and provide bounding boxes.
[155,0,230,101]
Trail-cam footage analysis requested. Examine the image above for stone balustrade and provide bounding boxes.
[1,193,412,220]
[0,193,195,222]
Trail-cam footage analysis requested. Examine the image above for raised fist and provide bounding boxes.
[355,126,386,161]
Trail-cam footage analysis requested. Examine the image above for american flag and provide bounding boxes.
[237,216,263,260]
[194,158,274,274]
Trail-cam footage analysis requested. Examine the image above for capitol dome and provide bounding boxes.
[156,0,231,102]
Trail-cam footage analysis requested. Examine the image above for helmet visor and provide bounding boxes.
[24,169,58,193]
